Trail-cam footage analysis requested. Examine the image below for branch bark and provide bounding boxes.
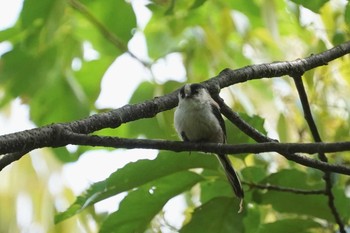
[3,130,350,174]
[293,75,345,233]
[0,41,349,174]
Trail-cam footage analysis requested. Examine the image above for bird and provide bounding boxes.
[174,83,244,212]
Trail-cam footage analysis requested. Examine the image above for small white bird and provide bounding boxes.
[174,83,244,212]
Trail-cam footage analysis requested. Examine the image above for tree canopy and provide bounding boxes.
[1,0,350,232]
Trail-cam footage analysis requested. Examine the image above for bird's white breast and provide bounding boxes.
[174,98,223,143]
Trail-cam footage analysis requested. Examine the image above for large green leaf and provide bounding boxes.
[225,113,267,161]
[262,193,332,221]
[55,152,219,223]
[99,171,203,233]
[30,72,90,125]
[20,0,66,48]
[0,27,21,42]
[227,112,267,145]
[0,19,90,125]
[180,197,244,233]
[128,81,169,139]
[253,169,342,221]
[277,113,288,142]
[82,0,136,43]
[261,169,324,189]
[20,0,63,29]
[241,166,267,183]
[258,218,322,233]
[345,3,350,24]
[144,17,180,59]
[74,57,114,107]
[199,170,235,204]
[75,0,136,56]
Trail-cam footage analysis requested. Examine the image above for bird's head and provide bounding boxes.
[178,83,211,102]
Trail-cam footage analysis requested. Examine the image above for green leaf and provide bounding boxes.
[241,166,267,183]
[227,0,263,28]
[74,57,114,106]
[199,170,233,204]
[76,0,136,56]
[87,0,135,43]
[20,0,67,47]
[243,205,261,233]
[254,170,334,221]
[129,81,155,104]
[190,0,207,10]
[226,113,266,160]
[227,112,267,144]
[262,169,324,189]
[53,147,81,163]
[345,3,350,24]
[0,45,65,110]
[0,27,21,42]
[20,0,59,29]
[55,152,218,223]
[258,218,322,233]
[144,16,181,59]
[55,181,107,223]
[180,197,244,233]
[30,74,90,125]
[0,29,89,125]
[99,171,203,233]
[333,187,350,222]
[277,113,288,142]
[260,191,332,220]
[128,81,169,139]
[290,0,328,13]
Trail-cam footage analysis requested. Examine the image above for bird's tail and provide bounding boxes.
[217,154,244,213]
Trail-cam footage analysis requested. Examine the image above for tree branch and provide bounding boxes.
[209,41,350,90]
[0,42,349,172]
[293,75,345,233]
[3,129,350,174]
[0,150,29,170]
[243,181,326,195]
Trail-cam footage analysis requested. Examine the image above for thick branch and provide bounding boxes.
[0,42,349,170]
[4,131,350,174]
[210,41,350,90]
[64,134,350,175]
[0,94,178,155]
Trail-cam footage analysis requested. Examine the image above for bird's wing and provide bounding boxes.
[210,102,226,142]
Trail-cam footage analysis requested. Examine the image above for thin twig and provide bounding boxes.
[293,75,345,233]
[242,181,326,195]
[214,95,277,143]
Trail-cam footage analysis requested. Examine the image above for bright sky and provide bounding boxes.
[0,0,187,231]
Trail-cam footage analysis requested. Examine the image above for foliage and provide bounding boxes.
[1,0,350,232]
